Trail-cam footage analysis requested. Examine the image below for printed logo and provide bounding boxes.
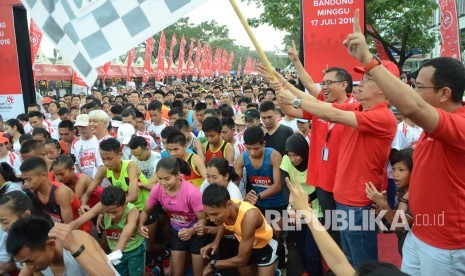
[442,11,453,29]
[6,96,14,105]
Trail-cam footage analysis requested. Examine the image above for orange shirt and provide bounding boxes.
[410,107,465,249]
[224,200,272,249]
[331,102,396,206]
[59,139,71,155]
[162,105,170,120]
[303,92,355,192]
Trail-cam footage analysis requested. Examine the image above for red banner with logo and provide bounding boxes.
[126,48,136,81]
[193,41,202,77]
[366,25,389,60]
[156,31,166,82]
[302,0,365,83]
[167,33,177,73]
[440,0,461,61]
[186,39,195,76]
[200,43,208,78]
[142,37,154,84]
[177,35,187,79]
[29,19,42,66]
[0,5,25,120]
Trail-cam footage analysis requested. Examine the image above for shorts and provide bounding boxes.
[115,241,146,276]
[248,239,278,267]
[170,224,206,254]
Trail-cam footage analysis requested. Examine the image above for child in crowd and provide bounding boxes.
[202,116,235,165]
[173,119,205,161]
[44,138,63,162]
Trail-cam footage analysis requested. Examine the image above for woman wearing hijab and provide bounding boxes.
[280,134,323,276]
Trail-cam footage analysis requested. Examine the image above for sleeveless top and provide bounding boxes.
[243,147,287,208]
[106,160,149,211]
[104,203,144,252]
[224,199,273,249]
[204,140,228,163]
[38,182,92,233]
[41,248,86,276]
[184,153,203,188]
[187,136,198,154]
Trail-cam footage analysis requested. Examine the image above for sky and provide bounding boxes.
[38,0,287,57]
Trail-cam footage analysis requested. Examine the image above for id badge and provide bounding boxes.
[321,147,329,161]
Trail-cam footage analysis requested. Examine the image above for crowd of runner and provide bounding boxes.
[0,17,463,276]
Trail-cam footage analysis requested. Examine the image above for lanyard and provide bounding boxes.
[325,123,336,144]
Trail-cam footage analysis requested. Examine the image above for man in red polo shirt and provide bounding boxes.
[273,66,355,247]
[276,61,397,268]
[344,10,465,275]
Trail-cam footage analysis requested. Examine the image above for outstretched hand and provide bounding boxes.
[343,9,373,65]
[288,40,299,62]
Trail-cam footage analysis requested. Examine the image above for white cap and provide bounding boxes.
[74,114,89,127]
[117,123,135,145]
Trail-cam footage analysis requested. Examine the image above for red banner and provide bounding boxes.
[167,33,177,73]
[226,52,234,74]
[440,0,461,61]
[142,37,154,84]
[126,48,136,81]
[156,31,166,82]
[244,56,252,75]
[211,48,221,75]
[72,71,87,94]
[207,45,214,77]
[220,50,229,74]
[303,0,365,82]
[177,35,187,79]
[29,19,42,66]
[200,43,208,78]
[193,41,202,77]
[366,25,389,60]
[186,39,195,75]
[0,5,25,120]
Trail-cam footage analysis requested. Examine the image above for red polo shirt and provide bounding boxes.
[410,106,465,249]
[331,101,397,206]
[302,92,355,192]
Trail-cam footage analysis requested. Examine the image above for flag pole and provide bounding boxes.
[228,0,277,81]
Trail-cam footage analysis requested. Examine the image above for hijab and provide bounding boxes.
[285,134,309,172]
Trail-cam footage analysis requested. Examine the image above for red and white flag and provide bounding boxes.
[186,39,195,76]
[237,58,242,76]
[177,35,187,79]
[440,0,461,60]
[220,50,229,75]
[102,61,111,82]
[72,71,87,94]
[142,37,154,84]
[167,33,177,73]
[29,19,42,66]
[126,48,136,81]
[200,43,208,78]
[156,31,166,82]
[226,52,234,73]
[193,41,202,77]
[211,48,221,75]
[244,56,252,75]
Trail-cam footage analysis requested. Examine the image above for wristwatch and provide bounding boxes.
[210,259,217,270]
[256,193,261,201]
[293,97,301,109]
[363,55,382,73]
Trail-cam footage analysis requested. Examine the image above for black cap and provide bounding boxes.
[244,109,260,120]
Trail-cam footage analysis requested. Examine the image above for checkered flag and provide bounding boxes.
[21,0,208,86]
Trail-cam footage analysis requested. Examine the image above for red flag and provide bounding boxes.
[440,0,461,60]
[156,31,167,82]
[143,37,154,84]
[167,33,177,73]
[211,48,221,75]
[220,50,229,75]
[237,58,242,76]
[226,52,234,73]
[193,41,202,77]
[102,61,111,82]
[29,19,42,66]
[244,56,252,75]
[200,43,208,78]
[177,35,187,79]
[186,39,195,76]
[207,45,214,77]
[126,48,136,81]
[73,71,87,87]
[366,25,390,60]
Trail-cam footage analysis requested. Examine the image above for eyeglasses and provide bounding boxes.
[320,80,345,87]
[360,76,374,84]
[415,85,438,91]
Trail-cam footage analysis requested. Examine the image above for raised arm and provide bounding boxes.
[344,9,439,134]
[80,166,106,211]
[287,40,320,97]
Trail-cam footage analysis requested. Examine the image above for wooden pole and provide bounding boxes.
[228,0,277,81]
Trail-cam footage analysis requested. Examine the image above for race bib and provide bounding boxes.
[250,176,272,188]
[105,229,135,240]
[79,151,96,169]
[166,211,189,224]
[50,213,63,223]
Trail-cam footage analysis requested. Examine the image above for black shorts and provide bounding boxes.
[247,239,278,267]
[170,224,206,254]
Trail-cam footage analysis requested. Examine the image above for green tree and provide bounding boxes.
[242,0,438,71]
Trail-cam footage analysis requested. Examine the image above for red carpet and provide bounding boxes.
[378,233,402,268]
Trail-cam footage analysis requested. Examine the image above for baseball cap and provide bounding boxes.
[74,114,90,127]
[244,109,260,120]
[354,60,400,78]
[234,115,245,125]
[0,134,8,144]
[117,123,135,145]
[42,97,53,104]
[296,118,309,123]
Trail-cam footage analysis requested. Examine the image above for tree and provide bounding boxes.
[242,0,438,71]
